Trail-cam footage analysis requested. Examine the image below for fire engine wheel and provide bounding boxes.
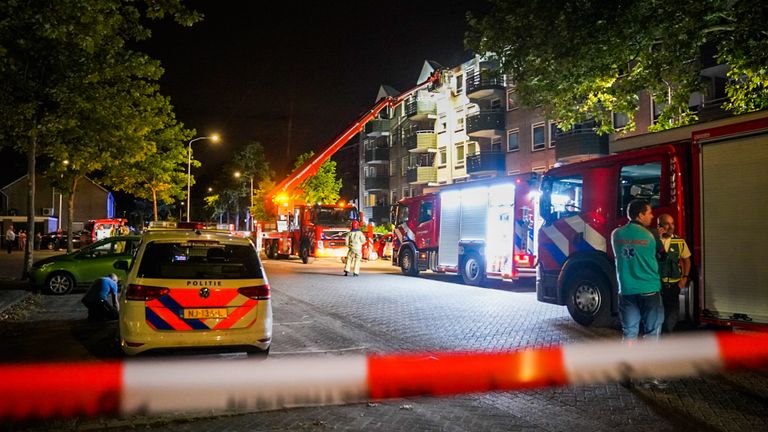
[299,242,313,264]
[399,248,419,276]
[461,252,486,286]
[565,268,611,327]
[265,242,277,259]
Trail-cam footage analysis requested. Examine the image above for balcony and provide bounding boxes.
[407,166,437,185]
[365,118,391,137]
[405,130,437,152]
[466,110,505,138]
[364,147,390,162]
[405,98,437,121]
[555,122,609,161]
[466,71,507,100]
[364,176,389,190]
[467,151,505,175]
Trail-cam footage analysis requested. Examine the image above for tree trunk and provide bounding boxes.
[22,134,36,278]
[152,188,159,222]
[66,177,79,253]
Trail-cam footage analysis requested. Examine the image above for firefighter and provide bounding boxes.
[344,220,366,276]
[657,213,691,333]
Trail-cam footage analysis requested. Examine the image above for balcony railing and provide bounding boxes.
[405,130,437,152]
[364,147,390,162]
[467,151,505,175]
[407,166,437,184]
[364,176,389,190]
[405,98,437,121]
[555,122,609,161]
[466,110,505,137]
[365,119,391,137]
[466,71,507,99]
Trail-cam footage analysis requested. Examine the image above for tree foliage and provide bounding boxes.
[467,0,768,133]
[292,151,342,205]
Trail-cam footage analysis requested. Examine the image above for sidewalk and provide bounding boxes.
[0,249,35,313]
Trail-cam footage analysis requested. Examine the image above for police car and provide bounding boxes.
[117,222,272,356]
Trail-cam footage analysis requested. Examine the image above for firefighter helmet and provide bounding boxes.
[351,220,359,230]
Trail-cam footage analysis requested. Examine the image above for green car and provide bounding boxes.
[30,235,141,295]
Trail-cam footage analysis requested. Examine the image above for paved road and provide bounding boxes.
[1,255,766,431]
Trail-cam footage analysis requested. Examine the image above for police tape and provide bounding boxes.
[1,331,767,421]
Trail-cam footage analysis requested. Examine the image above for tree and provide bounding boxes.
[467,0,768,134]
[0,0,199,263]
[292,151,342,205]
[228,142,273,228]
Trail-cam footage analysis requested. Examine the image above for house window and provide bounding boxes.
[367,193,377,207]
[549,122,558,148]
[455,115,465,131]
[507,129,519,152]
[456,74,464,94]
[506,89,519,111]
[439,148,447,167]
[532,123,546,151]
[402,187,410,198]
[438,114,447,134]
[491,137,502,152]
[467,141,478,156]
[391,190,398,204]
[455,143,465,167]
[613,112,630,129]
[401,156,409,176]
[390,159,397,176]
[490,98,502,110]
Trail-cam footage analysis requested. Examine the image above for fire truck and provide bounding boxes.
[261,70,442,263]
[391,175,538,285]
[536,110,768,330]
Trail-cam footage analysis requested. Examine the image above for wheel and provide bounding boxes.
[46,272,75,295]
[299,242,313,264]
[265,241,276,259]
[46,241,55,250]
[399,248,419,276]
[247,346,270,359]
[461,252,486,286]
[565,268,612,327]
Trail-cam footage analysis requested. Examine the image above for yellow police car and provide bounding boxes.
[117,223,272,356]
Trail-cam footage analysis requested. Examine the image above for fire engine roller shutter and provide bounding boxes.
[438,191,461,267]
[701,132,768,325]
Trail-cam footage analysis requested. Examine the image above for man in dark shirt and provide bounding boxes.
[81,273,120,321]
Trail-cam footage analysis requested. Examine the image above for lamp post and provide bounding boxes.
[186,134,220,222]
[233,171,254,231]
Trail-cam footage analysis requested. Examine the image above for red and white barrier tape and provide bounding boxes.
[1,331,767,421]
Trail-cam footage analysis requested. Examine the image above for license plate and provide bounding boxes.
[182,308,228,319]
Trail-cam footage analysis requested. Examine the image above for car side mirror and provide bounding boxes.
[113,260,129,271]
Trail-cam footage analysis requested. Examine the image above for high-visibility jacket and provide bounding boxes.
[345,230,366,252]
[659,235,691,283]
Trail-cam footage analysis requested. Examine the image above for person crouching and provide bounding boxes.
[81,273,120,321]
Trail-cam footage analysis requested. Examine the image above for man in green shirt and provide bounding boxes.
[611,199,663,341]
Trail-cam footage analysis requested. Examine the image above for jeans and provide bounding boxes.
[619,292,664,340]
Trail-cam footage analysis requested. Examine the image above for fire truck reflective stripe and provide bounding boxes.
[2,332,768,421]
[564,216,607,253]
[144,307,176,330]
[0,361,123,421]
[561,333,722,384]
[120,357,369,414]
[540,226,569,266]
[213,298,258,330]
[366,347,568,399]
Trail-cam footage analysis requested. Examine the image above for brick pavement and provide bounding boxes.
[2,257,766,431]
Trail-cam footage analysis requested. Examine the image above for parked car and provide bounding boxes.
[375,233,394,259]
[40,230,86,250]
[30,235,141,294]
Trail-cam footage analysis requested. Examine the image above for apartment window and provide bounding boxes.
[390,159,397,176]
[507,129,519,152]
[439,148,447,167]
[532,123,546,151]
[455,143,465,167]
[652,99,667,122]
[367,193,377,207]
[401,155,409,176]
[533,165,546,174]
[490,98,502,110]
[402,187,411,198]
[391,191,398,204]
[549,122,558,148]
[506,89,519,111]
[455,116,465,131]
[438,114,447,134]
[613,112,630,129]
[456,74,464,94]
[491,137,502,152]
[467,141,478,156]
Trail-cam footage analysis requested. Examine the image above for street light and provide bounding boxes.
[186,134,220,222]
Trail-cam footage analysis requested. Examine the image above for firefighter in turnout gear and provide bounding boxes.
[657,213,692,333]
[344,220,366,276]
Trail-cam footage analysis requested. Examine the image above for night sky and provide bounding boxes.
[3,1,488,206]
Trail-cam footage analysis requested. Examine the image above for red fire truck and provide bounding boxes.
[536,110,768,330]
[261,70,443,263]
[391,175,538,285]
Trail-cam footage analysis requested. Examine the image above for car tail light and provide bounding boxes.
[514,253,533,267]
[238,285,270,300]
[126,284,170,301]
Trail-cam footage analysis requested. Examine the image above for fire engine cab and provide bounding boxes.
[537,110,768,330]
